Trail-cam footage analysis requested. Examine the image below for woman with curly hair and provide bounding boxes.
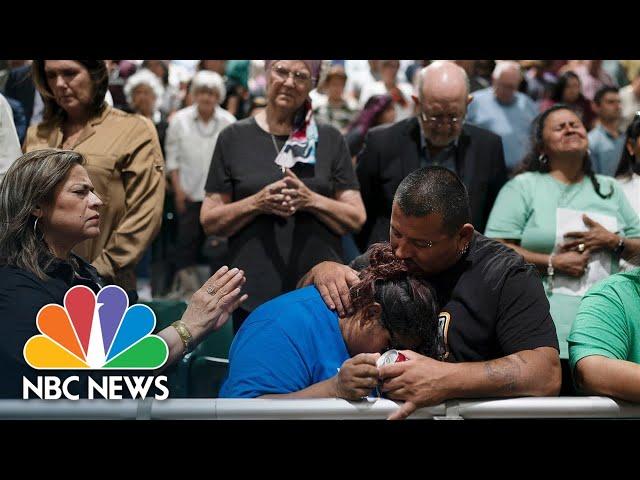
[219,242,439,400]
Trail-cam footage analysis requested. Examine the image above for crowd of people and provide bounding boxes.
[2,59,640,417]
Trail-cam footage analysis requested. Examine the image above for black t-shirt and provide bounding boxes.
[205,117,359,311]
[351,233,559,362]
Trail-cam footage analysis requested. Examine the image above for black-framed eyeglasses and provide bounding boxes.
[420,111,463,126]
[271,64,314,86]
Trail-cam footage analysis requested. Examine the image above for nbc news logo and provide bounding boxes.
[23,285,169,400]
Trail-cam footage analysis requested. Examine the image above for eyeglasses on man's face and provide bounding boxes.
[420,111,463,127]
[271,64,313,86]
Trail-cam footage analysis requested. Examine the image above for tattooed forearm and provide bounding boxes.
[483,356,521,394]
[474,348,559,397]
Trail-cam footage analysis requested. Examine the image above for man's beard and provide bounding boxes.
[426,133,458,148]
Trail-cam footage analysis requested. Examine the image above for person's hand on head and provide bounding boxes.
[305,261,360,317]
[180,265,248,338]
[378,350,452,420]
[335,353,381,400]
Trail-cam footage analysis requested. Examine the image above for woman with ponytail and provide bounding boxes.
[484,104,640,382]
[220,242,440,401]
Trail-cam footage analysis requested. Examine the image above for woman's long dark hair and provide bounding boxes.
[514,103,613,199]
[349,242,440,358]
[31,60,109,126]
[0,149,85,279]
[614,114,640,178]
[551,71,584,103]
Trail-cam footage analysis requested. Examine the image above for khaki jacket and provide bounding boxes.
[25,106,165,291]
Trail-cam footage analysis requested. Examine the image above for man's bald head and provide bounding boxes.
[491,61,522,83]
[417,61,470,104]
[413,61,471,148]
[491,61,522,104]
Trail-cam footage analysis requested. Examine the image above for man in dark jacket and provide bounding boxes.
[355,60,507,250]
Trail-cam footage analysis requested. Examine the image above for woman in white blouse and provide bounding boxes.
[164,70,236,297]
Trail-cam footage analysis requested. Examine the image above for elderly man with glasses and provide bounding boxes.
[354,60,508,250]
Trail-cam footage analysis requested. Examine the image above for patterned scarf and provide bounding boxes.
[274,98,318,171]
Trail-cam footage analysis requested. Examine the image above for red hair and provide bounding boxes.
[350,243,440,357]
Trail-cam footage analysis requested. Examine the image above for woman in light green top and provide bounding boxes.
[485,104,640,371]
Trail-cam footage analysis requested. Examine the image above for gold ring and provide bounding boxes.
[578,243,585,253]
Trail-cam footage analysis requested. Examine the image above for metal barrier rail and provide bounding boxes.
[1,397,640,420]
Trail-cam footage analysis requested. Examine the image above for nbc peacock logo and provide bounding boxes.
[22,285,170,400]
[24,285,168,370]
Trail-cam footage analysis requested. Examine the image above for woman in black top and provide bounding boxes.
[0,149,248,398]
[201,60,366,332]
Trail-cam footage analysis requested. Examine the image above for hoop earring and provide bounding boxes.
[33,217,44,240]
[538,154,548,165]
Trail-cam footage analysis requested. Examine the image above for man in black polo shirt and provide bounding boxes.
[300,166,560,419]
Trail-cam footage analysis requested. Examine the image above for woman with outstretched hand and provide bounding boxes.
[0,149,247,398]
